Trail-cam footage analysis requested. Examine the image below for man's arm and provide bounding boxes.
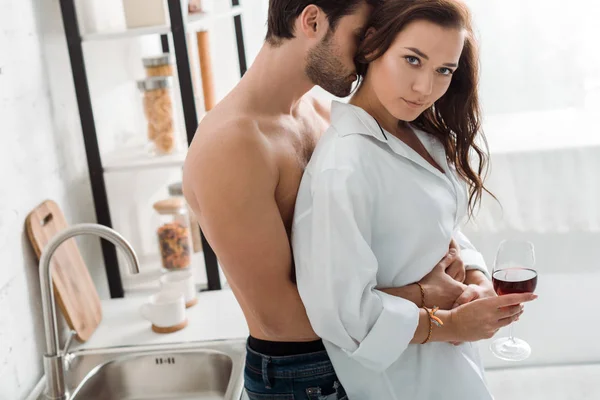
[453,229,491,278]
[380,251,467,310]
[183,121,315,340]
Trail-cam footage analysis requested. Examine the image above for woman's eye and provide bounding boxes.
[405,56,420,66]
[438,67,454,76]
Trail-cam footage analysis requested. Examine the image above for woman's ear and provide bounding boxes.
[364,27,377,40]
[361,27,379,61]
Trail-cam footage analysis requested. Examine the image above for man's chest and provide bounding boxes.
[273,121,325,231]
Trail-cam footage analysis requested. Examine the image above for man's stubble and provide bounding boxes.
[305,31,356,98]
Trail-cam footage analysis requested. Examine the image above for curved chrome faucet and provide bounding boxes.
[39,223,140,400]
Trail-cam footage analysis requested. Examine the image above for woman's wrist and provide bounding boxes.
[430,309,460,343]
[411,308,459,344]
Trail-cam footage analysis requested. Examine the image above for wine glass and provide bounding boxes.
[490,239,537,361]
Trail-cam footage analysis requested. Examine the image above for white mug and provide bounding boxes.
[159,270,197,307]
[140,290,186,328]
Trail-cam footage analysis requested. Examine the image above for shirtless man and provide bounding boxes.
[182,1,484,398]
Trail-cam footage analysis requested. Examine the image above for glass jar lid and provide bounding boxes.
[142,53,172,67]
[168,182,183,196]
[137,76,173,91]
[153,198,187,215]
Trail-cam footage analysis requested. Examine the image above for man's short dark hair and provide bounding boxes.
[266,0,382,45]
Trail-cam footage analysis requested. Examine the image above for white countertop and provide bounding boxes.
[75,288,248,350]
[27,289,248,400]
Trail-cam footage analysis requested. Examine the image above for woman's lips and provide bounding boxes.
[402,98,425,109]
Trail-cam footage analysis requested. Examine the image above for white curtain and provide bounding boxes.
[464,0,600,233]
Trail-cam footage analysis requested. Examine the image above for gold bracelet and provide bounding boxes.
[416,282,425,308]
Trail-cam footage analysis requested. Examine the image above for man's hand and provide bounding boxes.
[451,283,495,309]
[419,252,468,310]
[452,270,496,308]
[445,239,466,283]
[449,270,496,345]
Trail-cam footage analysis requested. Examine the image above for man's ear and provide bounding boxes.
[298,5,327,39]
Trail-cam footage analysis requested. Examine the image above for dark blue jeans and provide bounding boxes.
[244,342,348,400]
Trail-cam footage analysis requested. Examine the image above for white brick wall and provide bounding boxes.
[0,0,105,398]
[0,0,268,398]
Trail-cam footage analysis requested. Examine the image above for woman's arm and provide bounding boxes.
[292,167,532,370]
[412,292,536,344]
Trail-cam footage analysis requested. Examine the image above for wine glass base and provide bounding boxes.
[490,337,531,361]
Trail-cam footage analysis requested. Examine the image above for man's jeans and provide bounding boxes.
[244,342,348,400]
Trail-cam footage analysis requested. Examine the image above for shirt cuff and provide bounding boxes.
[461,248,491,279]
[344,291,419,372]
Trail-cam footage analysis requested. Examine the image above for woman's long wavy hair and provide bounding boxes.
[355,0,494,217]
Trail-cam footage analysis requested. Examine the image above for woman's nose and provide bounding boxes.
[412,71,434,96]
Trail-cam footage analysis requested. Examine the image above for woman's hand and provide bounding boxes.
[448,293,537,342]
[419,252,467,310]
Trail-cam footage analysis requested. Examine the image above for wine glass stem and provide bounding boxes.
[509,323,515,343]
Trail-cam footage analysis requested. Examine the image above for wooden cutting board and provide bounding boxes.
[26,200,102,342]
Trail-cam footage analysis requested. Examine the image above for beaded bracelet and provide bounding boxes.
[421,306,443,344]
[416,282,426,308]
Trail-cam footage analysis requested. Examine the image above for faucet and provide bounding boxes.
[39,223,141,400]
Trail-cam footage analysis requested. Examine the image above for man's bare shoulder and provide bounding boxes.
[187,113,272,167]
[183,113,278,200]
[304,94,331,123]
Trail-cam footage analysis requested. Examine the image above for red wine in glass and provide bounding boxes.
[492,268,538,296]
[490,240,537,361]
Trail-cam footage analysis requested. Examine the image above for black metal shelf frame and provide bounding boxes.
[58,0,247,298]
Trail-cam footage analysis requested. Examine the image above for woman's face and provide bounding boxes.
[367,20,465,122]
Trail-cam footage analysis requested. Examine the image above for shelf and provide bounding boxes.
[103,144,187,173]
[60,0,245,298]
[82,6,244,42]
[187,5,244,33]
[122,251,228,295]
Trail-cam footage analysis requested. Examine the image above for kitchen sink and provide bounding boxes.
[41,339,246,400]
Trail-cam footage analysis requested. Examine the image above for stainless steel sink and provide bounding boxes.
[42,339,247,400]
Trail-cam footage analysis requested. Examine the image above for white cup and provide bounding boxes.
[140,290,186,328]
[159,270,197,307]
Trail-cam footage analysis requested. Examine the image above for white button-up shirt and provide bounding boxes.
[292,101,493,400]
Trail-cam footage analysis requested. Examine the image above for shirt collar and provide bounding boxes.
[329,100,467,223]
[330,100,451,181]
[330,100,389,143]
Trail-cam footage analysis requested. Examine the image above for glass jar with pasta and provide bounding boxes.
[142,53,173,77]
[137,76,177,155]
[153,198,193,271]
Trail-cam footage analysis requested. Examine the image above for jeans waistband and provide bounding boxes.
[246,337,332,369]
[247,335,326,357]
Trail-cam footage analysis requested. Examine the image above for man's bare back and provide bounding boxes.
[183,90,329,341]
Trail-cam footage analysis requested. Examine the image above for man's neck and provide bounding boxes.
[236,41,315,116]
